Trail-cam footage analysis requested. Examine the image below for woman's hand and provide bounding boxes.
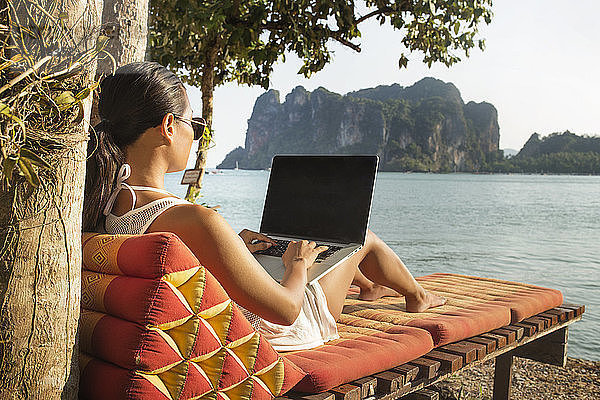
[238,229,276,253]
[282,240,328,270]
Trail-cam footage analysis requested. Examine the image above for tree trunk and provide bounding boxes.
[0,1,102,398]
[185,46,217,203]
[91,0,150,126]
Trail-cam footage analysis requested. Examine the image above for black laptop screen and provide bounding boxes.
[260,155,378,244]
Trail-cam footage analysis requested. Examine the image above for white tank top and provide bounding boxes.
[103,164,190,234]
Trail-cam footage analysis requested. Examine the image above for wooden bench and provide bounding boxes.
[277,303,584,400]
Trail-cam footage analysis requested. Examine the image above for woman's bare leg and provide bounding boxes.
[352,269,400,301]
[319,230,446,320]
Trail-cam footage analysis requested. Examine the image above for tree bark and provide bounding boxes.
[186,46,217,202]
[0,1,102,398]
[91,0,150,127]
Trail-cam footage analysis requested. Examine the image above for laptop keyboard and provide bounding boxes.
[254,239,342,262]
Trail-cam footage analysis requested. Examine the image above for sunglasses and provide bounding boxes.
[173,115,208,141]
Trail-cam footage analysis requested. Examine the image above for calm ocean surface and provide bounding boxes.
[165,170,599,361]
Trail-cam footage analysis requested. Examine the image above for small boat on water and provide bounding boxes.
[234,161,239,170]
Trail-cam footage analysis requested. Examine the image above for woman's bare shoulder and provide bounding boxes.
[146,202,224,234]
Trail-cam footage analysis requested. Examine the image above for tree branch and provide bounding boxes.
[332,35,361,52]
[355,7,392,25]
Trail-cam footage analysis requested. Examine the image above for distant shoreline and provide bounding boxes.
[209,168,600,176]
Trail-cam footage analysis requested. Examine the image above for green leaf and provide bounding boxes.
[17,158,40,187]
[20,148,51,169]
[454,21,460,35]
[96,35,110,53]
[54,91,77,111]
[0,102,9,115]
[0,102,26,134]
[2,155,18,183]
[398,54,409,68]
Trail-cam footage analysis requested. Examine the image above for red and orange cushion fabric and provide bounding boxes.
[284,272,562,392]
[337,273,563,347]
[80,233,305,400]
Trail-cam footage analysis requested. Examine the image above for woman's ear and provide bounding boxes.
[159,113,176,144]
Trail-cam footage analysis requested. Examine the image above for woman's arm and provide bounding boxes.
[146,204,325,325]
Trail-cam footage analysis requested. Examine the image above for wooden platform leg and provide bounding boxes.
[493,351,514,400]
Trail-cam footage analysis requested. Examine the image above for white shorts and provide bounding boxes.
[258,281,339,351]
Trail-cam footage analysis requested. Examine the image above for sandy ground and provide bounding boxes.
[430,357,599,400]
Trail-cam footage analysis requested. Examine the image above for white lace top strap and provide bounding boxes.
[103,163,190,234]
[104,197,190,234]
[103,164,180,216]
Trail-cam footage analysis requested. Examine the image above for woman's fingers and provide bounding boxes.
[315,245,329,253]
[249,241,272,253]
[253,232,276,244]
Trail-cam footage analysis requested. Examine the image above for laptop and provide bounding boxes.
[253,155,379,283]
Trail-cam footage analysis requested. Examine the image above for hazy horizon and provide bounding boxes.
[183,0,600,169]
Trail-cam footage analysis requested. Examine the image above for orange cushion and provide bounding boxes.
[80,233,305,399]
[286,273,563,392]
[341,273,563,347]
[284,326,434,392]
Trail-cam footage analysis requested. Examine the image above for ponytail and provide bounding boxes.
[82,121,124,231]
[82,61,188,232]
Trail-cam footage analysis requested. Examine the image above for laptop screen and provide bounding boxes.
[260,155,378,244]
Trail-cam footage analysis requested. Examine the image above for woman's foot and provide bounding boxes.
[358,283,400,301]
[405,289,446,313]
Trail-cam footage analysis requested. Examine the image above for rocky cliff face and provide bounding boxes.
[218,77,500,172]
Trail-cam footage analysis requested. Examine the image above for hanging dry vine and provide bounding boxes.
[0,0,111,240]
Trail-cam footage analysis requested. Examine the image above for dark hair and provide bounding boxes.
[83,61,188,231]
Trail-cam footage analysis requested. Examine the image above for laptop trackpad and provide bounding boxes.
[254,254,285,283]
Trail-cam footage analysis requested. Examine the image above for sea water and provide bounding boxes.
[165,170,600,361]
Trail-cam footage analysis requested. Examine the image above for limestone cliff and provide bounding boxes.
[218,77,500,172]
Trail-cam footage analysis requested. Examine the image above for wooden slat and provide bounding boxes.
[423,350,462,373]
[513,322,536,336]
[545,308,568,322]
[392,364,419,384]
[465,340,487,359]
[373,371,404,393]
[561,303,585,316]
[297,393,335,400]
[502,325,525,341]
[523,317,546,331]
[467,336,497,353]
[403,388,440,400]
[555,307,575,320]
[351,377,377,399]
[538,312,558,326]
[330,384,361,400]
[480,333,507,348]
[397,382,413,397]
[440,342,477,364]
[490,328,516,344]
[537,315,554,329]
[407,358,440,380]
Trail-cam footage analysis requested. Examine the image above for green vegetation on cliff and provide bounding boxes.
[487,132,600,174]
[218,78,500,172]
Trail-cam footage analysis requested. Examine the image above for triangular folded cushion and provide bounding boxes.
[80,233,305,399]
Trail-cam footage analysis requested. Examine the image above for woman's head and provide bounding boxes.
[83,61,194,231]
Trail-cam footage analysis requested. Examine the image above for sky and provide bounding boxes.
[184,1,600,168]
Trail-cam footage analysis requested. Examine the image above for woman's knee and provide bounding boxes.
[365,229,383,251]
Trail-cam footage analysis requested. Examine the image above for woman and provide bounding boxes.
[83,61,445,351]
